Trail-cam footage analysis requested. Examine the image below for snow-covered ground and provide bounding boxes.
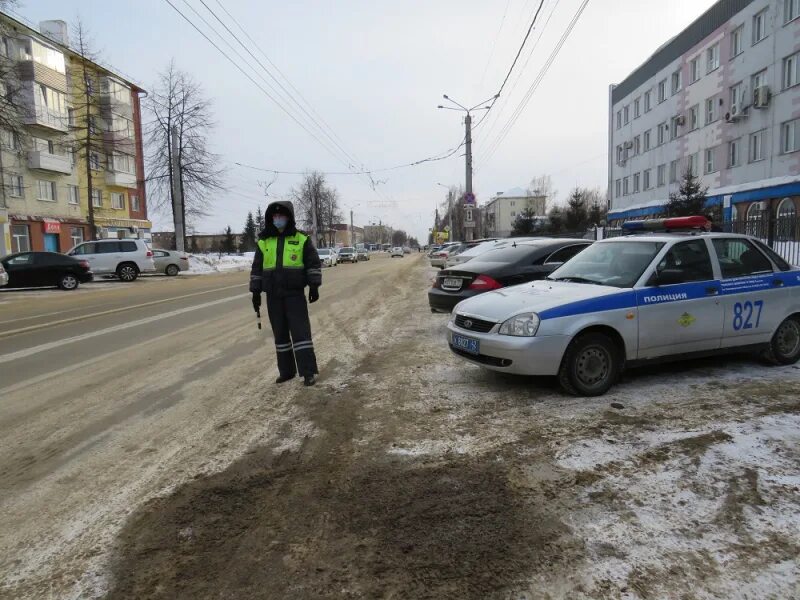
[187,252,254,274]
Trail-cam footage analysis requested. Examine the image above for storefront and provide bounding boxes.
[94,216,153,243]
[8,215,91,254]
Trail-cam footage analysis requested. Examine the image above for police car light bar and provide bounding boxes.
[621,216,711,232]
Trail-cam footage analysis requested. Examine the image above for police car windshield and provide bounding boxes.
[548,240,665,288]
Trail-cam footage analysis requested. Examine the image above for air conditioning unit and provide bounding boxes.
[753,85,770,108]
[675,115,686,126]
[726,103,747,122]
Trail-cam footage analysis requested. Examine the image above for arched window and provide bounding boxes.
[776,198,796,241]
[746,202,762,220]
[746,202,764,236]
[777,198,796,219]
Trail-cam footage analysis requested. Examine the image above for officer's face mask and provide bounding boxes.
[273,216,288,231]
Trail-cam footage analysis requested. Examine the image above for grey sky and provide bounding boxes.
[22,0,716,241]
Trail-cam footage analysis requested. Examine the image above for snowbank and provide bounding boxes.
[187,253,254,274]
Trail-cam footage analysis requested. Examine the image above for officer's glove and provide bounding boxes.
[309,287,320,304]
[251,291,262,312]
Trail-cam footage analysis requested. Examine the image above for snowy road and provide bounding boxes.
[1,252,799,599]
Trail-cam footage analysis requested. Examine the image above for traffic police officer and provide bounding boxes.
[250,200,322,386]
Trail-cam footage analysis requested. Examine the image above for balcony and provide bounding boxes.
[103,131,136,154]
[28,150,72,174]
[106,170,137,189]
[21,106,69,133]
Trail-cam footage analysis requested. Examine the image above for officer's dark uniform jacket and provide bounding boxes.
[250,200,322,378]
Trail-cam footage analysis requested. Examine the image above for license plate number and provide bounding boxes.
[452,333,480,355]
[443,278,461,288]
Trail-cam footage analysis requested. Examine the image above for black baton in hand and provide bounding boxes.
[256,308,262,329]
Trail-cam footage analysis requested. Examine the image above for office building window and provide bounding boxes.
[11,224,30,253]
[634,97,640,118]
[111,192,125,210]
[68,185,79,205]
[705,97,716,124]
[131,194,141,212]
[623,105,629,124]
[782,118,799,153]
[91,189,102,207]
[669,159,679,183]
[633,172,640,193]
[37,179,56,201]
[784,52,799,89]
[730,82,743,112]
[749,130,766,162]
[643,169,651,190]
[751,69,767,93]
[705,148,716,174]
[616,110,621,129]
[634,135,641,155]
[615,179,621,198]
[687,153,698,177]
[644,90,652,112]
[671,116,681,140]
[7,174,22,197]
[753,9,767,44]
[707,43,720,73]
[658,79,667,103]
[623,177,629,195]
[729,138,741,167]
[787,0,800,23]
[671,69,682,94]
[690,57,700,83]
[657,164,666,187]
[616,145,623,163]
[731,25,744,58]
[70,226,84,248]
[657,122,666,145]
[689,105,699,130]
[643,129,651,151]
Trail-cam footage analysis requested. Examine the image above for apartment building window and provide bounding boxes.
[7,174,23,197]
[669,159,679,183]
[0,36,8,58]
[787,0,800,23]
[616,145,623,164]
[731,26,744,59]
[615,179,621,198]
[86,76,95,96]
[91,189,102,208]
[623,105,630,124]
[751,69,767,93]
[70,227,84,248]
[657,164,666,187]
[30,39,65,74]
[782,118,799,153]
[113,153,134,173]
[670,115,682,140]
[689,57,700,83]
[643,129,651,151]
[90,152,101,171]
[11,225,30,253]
[33,137,55,154]
[749,129,766,162]
[111,192,125,210]
[729,138,741,167]
[634,135,641,155]
[689,105,699,130]
[643,169,652,190]
[658,79,667,103]
[634,97,640,118]
[131,195,141,212]
[657,122,666,145]
[616,110,622,129]
[784,52,799,89]
[671,69,682,94]
[687,153,698,177]
[1,129,20,150]
[753,9,767,44]
[705,148,716,174]
[36,179,57,202]
[623,177,630,195]
[60,185,78,207]
[730,82,743,112]
[633,173,640,193]
[644,90,652,112]
[707,43,720,73]
[705,97,716,124]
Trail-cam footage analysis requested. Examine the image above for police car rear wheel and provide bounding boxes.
[559,333,620,397]
[764,316,800,365]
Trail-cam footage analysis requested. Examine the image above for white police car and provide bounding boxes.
[447,216,800,396]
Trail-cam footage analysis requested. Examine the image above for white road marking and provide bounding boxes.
[0,283,246,337]
[0,293,246,364]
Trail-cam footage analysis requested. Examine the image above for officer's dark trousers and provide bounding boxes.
[266,293,319,378]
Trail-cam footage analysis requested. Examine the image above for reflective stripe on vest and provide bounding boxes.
[257,233,308,270]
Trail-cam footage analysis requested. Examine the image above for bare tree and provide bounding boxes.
[291,171,342,246]
[527,174,557,212]
[145,60,224,245]
[0,1,26,210]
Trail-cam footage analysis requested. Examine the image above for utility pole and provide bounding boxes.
[465,113,473,200]
[310,192,319,247]
[350,210,355,246]
[170,125,185,252]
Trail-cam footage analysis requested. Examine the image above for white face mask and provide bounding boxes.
[273,216,288,230]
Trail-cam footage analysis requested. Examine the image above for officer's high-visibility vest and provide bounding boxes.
[257,232,307,270]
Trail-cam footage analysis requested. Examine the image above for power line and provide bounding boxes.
[478,0,512,89]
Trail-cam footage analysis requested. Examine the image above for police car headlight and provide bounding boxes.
[499,313,540,337]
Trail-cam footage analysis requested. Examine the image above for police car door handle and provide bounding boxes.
[772,279,784,287]
[705,286,719,296]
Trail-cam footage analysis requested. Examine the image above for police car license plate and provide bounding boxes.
[452,333,480,355]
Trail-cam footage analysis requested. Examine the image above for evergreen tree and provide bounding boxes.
[240,211,257,252]
[667,169,708,216]
[222,226,237,254]
[547,205,565,233]
[588,200,604,226]
[565,188,589,232]
[511,207,539,236]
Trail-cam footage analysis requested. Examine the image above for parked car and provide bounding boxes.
[67,239,156,282]
[0,261,7,287]
[429,239,592,312]
[447,217,800,396]
[357,248,370,261]
[444,238,513,269]
[391,247,405,258]
[318,248,339,267]
[338,247,358,263]
[152,249,190,276]
[0,252,93,290]
[429,242,462,268]
[403,247,412,254]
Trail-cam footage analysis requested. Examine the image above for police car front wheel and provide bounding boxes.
[763,316,800,366]
[558,332,621,397]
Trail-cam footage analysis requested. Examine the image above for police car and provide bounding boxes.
[447,216,800,396]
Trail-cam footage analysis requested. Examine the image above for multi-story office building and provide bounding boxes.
[484,187,547,237]
[0,13,148,256]
[607,0,800,224]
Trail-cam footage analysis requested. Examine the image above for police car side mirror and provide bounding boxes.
[654,268,685,286]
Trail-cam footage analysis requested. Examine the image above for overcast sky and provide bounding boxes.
[22,0,716,241]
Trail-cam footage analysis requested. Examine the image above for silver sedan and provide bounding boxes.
[153,249,190,276]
